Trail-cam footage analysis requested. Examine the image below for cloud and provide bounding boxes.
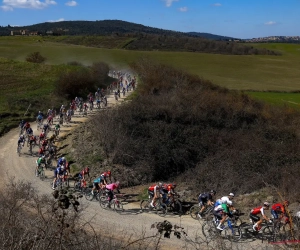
[0,5,13,11]
[178,6,187,12]
[1,0,56,10]
[48,18,65,22]
[65,1,77,7]
[162,0,179,7]
[264,21,277,26]
[212,3,222,7]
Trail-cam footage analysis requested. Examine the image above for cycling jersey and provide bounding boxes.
[54,167,65,176]
[57,158,66,166]
[215,196,231,207]
[199,193,213,202]
[106,183,119,191]
[26,128,33,135]
[214,204,229,214]
[37,114,43,121]
[251,206,266,216]
[271,203,287,219]
[37,157,45,166]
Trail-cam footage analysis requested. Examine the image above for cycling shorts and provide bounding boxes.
[93,182,100,190]
[250,213,260,222]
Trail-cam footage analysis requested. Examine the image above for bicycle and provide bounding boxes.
[17,143,23,157]
[100,193,124,213]
[164,194,183,216]
[239,219,277,243]
[35,165,45,181]
[52,175,69,190]
[202,214,242,242]
[190,204,214,220]
[140,197,167,217]
[84,187,105,201]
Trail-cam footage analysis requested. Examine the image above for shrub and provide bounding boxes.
[25,51,46,63]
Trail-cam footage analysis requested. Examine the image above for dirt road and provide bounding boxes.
[0,82,272,249]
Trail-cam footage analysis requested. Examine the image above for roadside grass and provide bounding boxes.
[246,91,300,108]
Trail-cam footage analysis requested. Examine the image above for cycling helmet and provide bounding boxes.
[115,181,120,187]
[62,157,65,161]
[210,190,217,195]
[107,170,111,176]
[158,182,163,187]
[227,200,233,206]
[263,202,270,207]
[229,193,235,197]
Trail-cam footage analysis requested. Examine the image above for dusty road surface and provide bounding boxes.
[0,82,273,249]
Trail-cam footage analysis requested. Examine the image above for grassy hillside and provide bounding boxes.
[1,37,299,91]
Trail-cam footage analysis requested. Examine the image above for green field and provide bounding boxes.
[1,36,300,91]
[1,36,300,123]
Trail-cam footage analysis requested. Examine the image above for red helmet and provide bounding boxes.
[85,167,90,172]
[107,170,111,176]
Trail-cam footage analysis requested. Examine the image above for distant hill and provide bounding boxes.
[186,32,237,40]
[0,20,236,40]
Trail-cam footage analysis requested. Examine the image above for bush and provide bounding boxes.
[25,51,46,63]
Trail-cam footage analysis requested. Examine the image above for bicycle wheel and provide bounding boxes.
[202,222,218,241]
[99,196,109,209]
[113,200,124,213]
[189,205,201,220]
[223,225,242,242]
[262,225,275,243]
[140,199,151,212]
[39,169,45,181]
[73,181,81,192]
[156,203,167,217]
[170,200,183,216]
[84,191,94,201]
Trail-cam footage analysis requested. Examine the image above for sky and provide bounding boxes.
[0,0,299,39]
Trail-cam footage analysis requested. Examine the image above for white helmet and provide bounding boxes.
[229,193,235,197]
[62,157,65,161]
[227,200,233,206]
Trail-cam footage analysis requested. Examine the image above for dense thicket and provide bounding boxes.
[53,34,280,55]
[54,62,110,99]
[86,59,300,200]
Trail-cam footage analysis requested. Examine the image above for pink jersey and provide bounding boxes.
[106,183,118,191]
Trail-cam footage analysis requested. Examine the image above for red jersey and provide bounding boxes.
[251,206,265,215]
[272,203,285,213]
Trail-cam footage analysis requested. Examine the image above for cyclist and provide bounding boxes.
[49,134,56,145]
[162,183,178,205]
[213,200,234,230]
[105,181,121,207]
[37,111,43,123]
[99,170,112,189]
[36,155,46,176]
[148,182,164,208]
[17,135,25,151]
[197,190,217,218]
[78,166,90,187]
[271,200,290,225]
[39,131,46,141]
[52,165,65,190]
[54,123,60,136]
[28,134,37,147]
[43,123,50,135]
[57,156,66,168]
[250,202,272,231]
[38,146,46,157]
[215,193,235,207]
[19,120,26,133]
[26,126,33,137]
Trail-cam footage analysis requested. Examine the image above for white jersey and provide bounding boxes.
[216,196,232,205]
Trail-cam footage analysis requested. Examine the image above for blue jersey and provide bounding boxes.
[26,128,33,134]
[37,114,43,120]
[93,177,101,183]
[57,158,66,166]
[54,167,65,176]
